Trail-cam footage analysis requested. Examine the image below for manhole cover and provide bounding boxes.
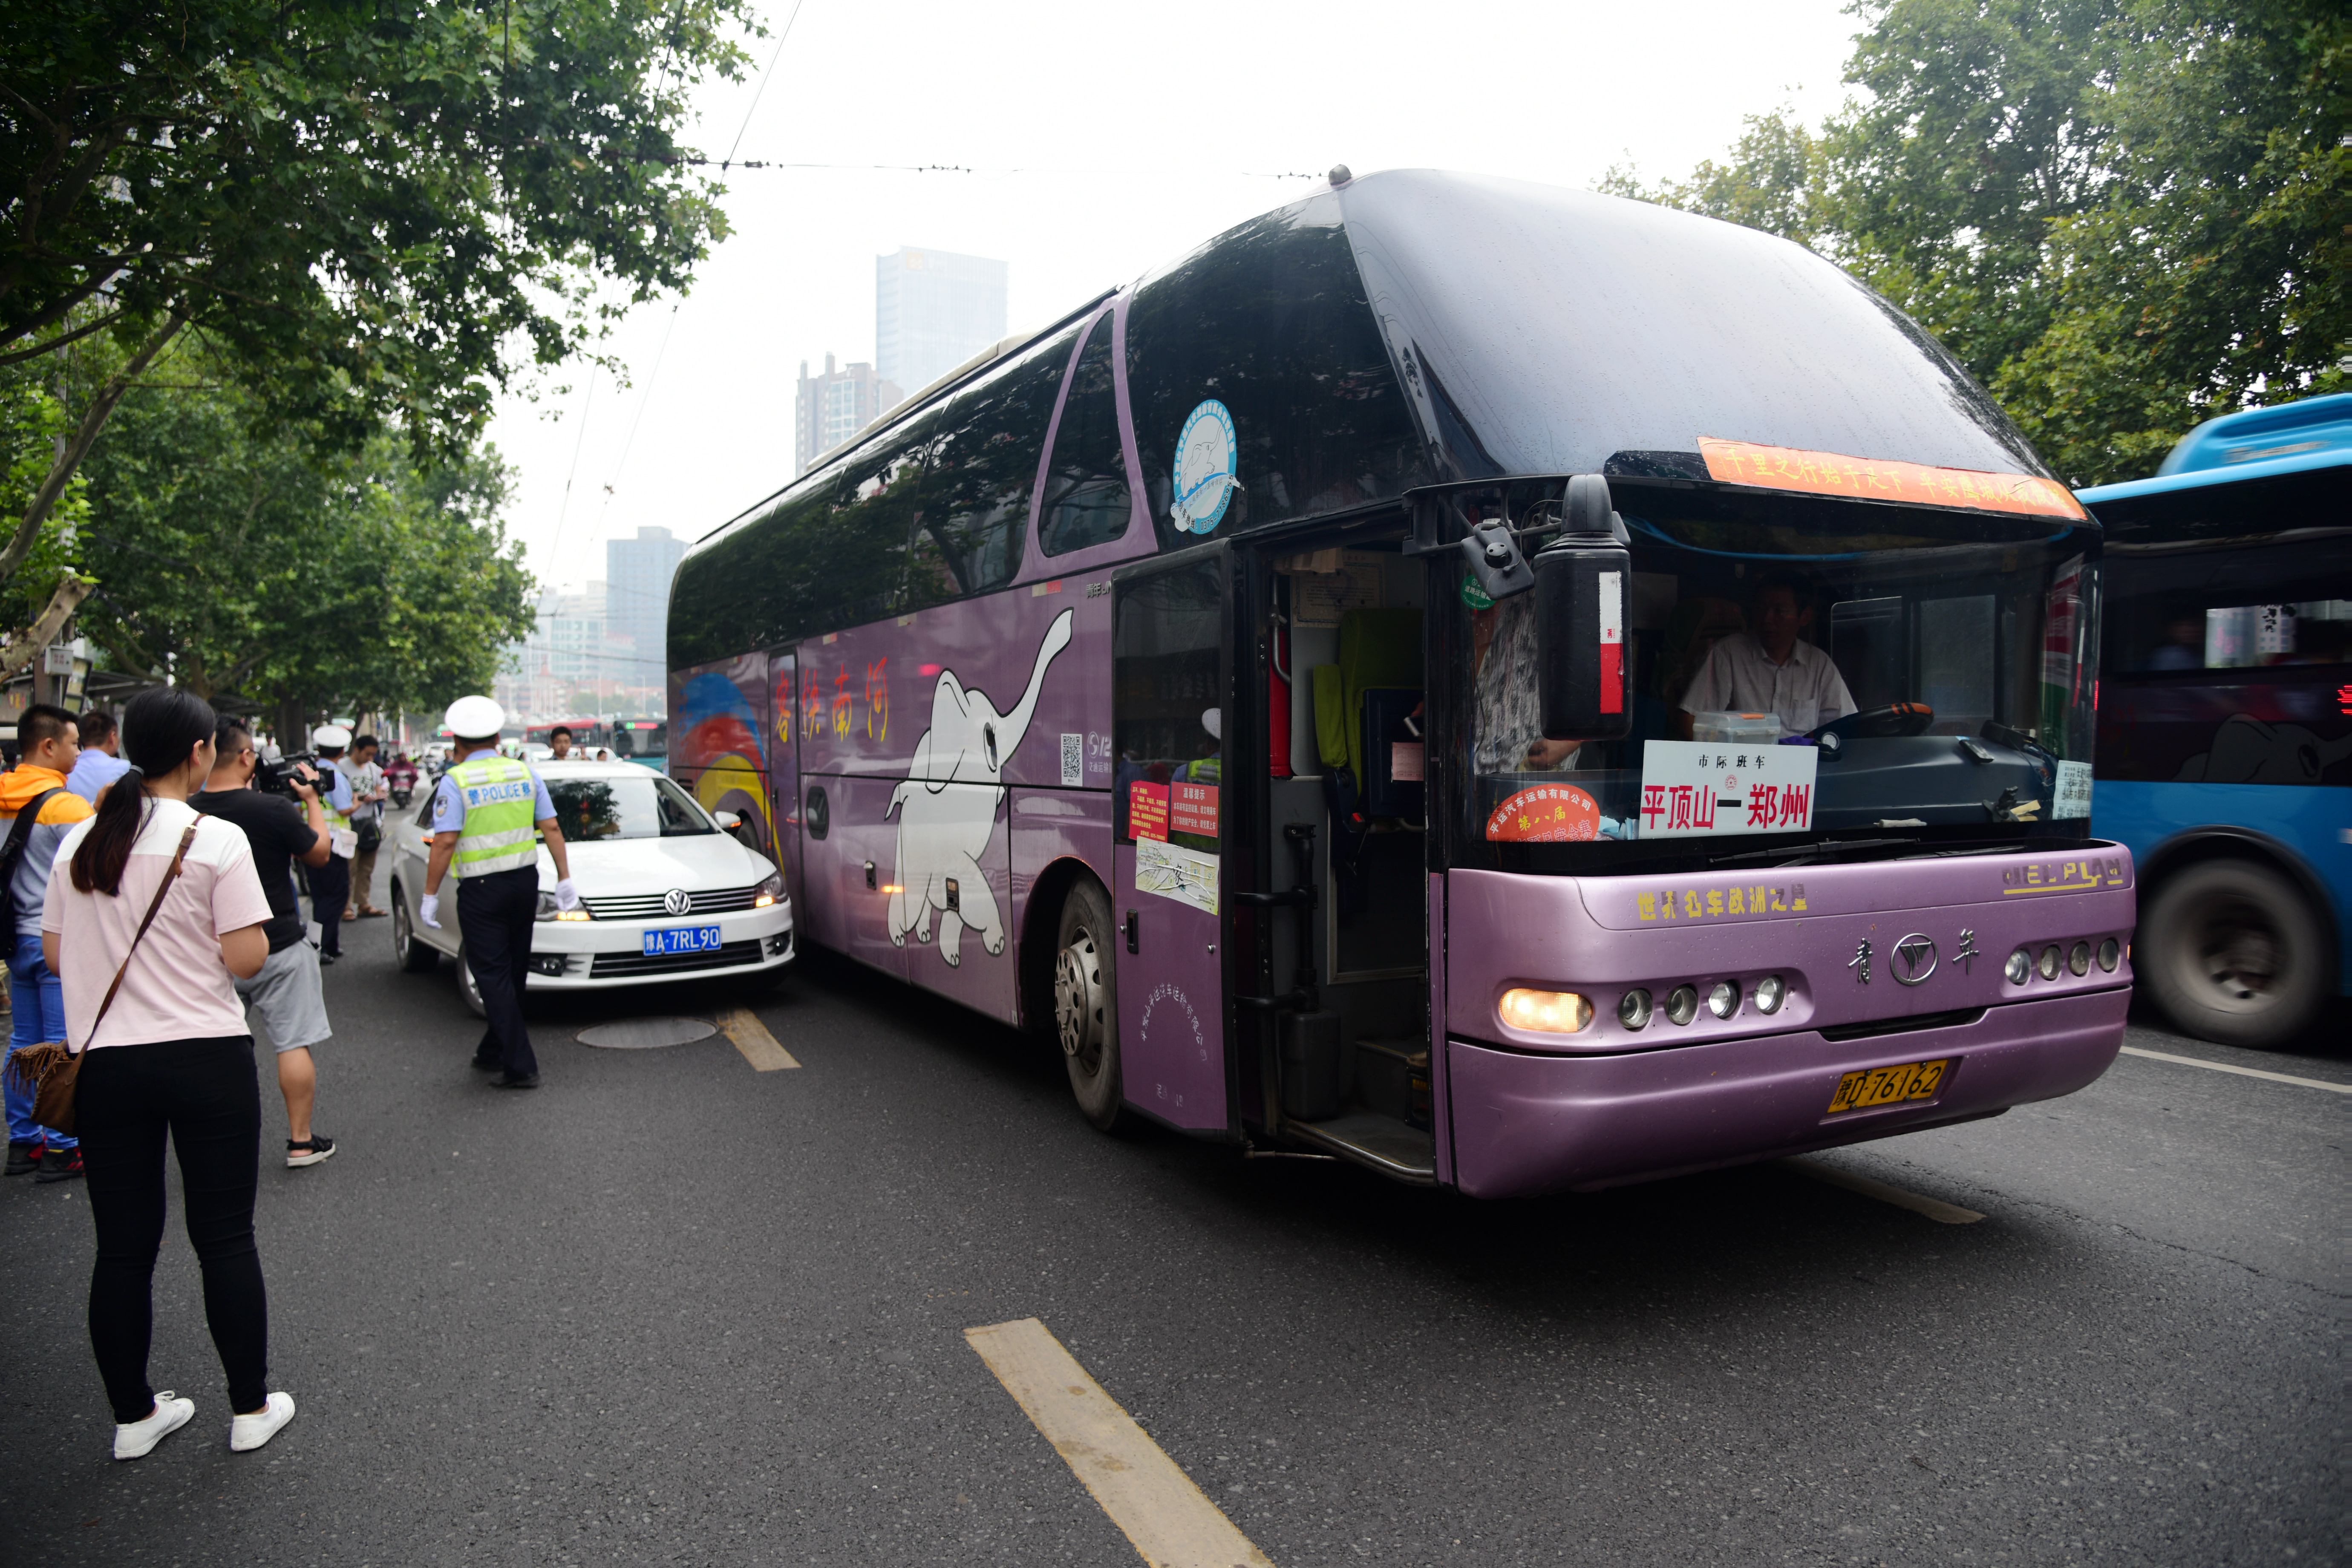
[576,1017,718,1050]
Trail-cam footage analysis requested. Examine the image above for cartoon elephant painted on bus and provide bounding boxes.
[885,608,1075,965]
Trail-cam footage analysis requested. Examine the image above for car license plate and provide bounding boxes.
[643,924,723,956]
[1827,1057,1951,1115]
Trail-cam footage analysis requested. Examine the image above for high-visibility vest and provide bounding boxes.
[448,755,541,878]
[321,767,353,834]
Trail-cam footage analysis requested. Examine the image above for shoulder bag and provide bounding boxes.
[0,786,65,948]
[2,821,201,1138]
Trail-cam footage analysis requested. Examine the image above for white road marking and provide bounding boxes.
[2118,1045,2349,1094]
[718,1007,798,1071]
[1783,1159,1986,1225]
[966,1317,1274,1568]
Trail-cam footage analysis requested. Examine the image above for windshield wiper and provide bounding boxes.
[1709,836,1918,869]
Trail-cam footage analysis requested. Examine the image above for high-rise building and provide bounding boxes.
[794,354,903,476]
[605,526,684,680]
[875,247,1008,398]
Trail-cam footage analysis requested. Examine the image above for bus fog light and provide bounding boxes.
[2068,941,2091,976]
[2006,949,2032,986]
[1706,980,1738,1019]
[1499,988,1592,1034]
[1754,974,1786,1014]
[2097,938,2120,972]
[1665,985,1700,1026]
[1617,989,1653,1030]
[2038,944,2062,981]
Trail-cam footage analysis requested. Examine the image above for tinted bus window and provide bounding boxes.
[905,326,1078,605]
[1114,558,1223,845]
[1124,196,1424,547]
[1037,314,1130,556]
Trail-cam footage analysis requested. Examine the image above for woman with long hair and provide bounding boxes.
[40,687,297,1459]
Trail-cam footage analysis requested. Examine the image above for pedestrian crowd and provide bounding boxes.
[2,686,562,1462]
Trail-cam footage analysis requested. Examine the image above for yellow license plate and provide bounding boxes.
[1827,1058,1951,1115]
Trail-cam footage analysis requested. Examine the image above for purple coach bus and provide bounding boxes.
[667,170,2135,1196]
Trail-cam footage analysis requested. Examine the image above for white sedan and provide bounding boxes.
[386,760,793,1013]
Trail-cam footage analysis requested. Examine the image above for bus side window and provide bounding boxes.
[907,326,1075,606]
[1038,314,1131,556]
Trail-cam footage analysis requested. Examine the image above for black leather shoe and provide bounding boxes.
[491,1073,540,1090]
[471,1057,502,1072]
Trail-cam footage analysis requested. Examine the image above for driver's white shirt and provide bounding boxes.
[1678,634,1856,734]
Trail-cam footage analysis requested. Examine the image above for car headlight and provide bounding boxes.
[752,870,787,909]
[535,891,592,922]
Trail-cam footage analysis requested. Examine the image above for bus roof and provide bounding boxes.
[2077,393,2352,505]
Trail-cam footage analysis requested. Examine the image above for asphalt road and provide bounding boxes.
[4,890,2343,1567]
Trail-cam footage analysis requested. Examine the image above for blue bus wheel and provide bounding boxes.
[2142,859,2327,1050]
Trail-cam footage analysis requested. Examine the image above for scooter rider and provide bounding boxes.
[418,696,576,1089]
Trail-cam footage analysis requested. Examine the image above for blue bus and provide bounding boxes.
[2078,393,2352,1048]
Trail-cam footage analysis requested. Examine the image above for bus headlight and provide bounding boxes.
[1617,989,1653,1030]
[1499,989,1592,1034]
[1753,974,1786,1014]
[2068,941,2091,976]
[2097,937,2120,972]
[1665,985,1700,1026]
[2006,948,2032,986]
[2038,944,2063,981]
[1705,980,1739,1019]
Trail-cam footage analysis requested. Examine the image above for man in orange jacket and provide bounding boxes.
[2,704,96,1182]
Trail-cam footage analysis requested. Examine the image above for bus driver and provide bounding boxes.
[1675,571,1856,739]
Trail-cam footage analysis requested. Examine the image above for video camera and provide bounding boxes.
[256,750,326,800]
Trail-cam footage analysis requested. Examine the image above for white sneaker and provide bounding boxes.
[114,1392,195,1460]
[228,1390,296,1452]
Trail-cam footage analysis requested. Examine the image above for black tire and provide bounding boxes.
[1053,878,1124,1130]
[2142,858,2328,1049]
[390,881,439,973]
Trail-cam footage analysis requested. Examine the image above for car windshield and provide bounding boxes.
[1448,480,2101,873]
[546,775,716,840]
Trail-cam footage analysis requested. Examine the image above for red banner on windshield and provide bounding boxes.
[1699,437,2087,521]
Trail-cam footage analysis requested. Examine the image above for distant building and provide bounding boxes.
[875,247,1008,400]
[794,354,903,476]
[605,526,684,680]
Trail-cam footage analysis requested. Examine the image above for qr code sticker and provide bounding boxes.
[1060,733,1084,787]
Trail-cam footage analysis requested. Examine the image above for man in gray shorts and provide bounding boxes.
[193,719,340,1167]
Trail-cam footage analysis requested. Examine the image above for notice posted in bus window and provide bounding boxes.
[1638,741,1819,839]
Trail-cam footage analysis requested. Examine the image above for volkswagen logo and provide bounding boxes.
[1891,933,1938,986]
[663,888,693,917]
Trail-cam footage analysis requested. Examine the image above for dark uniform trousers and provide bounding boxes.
[456,865,539,1078]
[308,856,350,959]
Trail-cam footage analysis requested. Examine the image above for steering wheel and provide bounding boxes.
[1812,703,1935,742]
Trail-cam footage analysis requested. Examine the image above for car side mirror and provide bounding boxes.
[1533,474,1633,741]
[713,810,741,830]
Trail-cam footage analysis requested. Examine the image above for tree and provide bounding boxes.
[1,0,753,623]
[1600,0,2350,484]
[76,339,534,728]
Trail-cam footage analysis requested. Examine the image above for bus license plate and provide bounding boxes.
[643,924,723,957]
[1827,1058,1951,1115]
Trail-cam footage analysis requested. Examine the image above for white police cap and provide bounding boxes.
[444,695,505,738]
[312,724,352,749]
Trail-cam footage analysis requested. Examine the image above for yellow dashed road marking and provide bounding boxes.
[1784,1158,1986,1224]
[966,1317,1274,1568]
[718,1007,798,1071]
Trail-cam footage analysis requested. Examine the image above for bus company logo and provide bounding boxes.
[1891,934,1938,986]
[2001,856,2126,896]
[1171,400,1237,535]
[1636,883,1807,922]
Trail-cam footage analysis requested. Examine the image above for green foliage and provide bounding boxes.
[78,339,535,718]
[1601,0,2351,485]
[0,369,89,621]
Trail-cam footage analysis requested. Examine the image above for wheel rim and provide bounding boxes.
[392,897,411,955]
[460,954,482,1010]
[1054,927,1106,1075]
[2188,893,2283,1012]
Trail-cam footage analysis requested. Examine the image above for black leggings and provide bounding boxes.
[75,1036,270,1423]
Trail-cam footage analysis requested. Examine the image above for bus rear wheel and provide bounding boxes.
[2142,858,2327,1049]
[1054,879,1124,1130]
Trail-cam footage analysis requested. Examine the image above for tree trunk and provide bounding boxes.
[0,312,185,590]
[0,574,95,683]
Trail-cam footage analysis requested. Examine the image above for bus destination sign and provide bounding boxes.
[1637,740,1819,839]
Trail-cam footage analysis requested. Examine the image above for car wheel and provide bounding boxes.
[456,949,487,1018]
[2142,858,2328,1049]
[1054,878,1124,1131]
[390,882,439,973]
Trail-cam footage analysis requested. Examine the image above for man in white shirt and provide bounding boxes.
[1676,574,1857,738]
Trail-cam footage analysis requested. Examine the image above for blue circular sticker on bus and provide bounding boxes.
[1171,400,1237,535]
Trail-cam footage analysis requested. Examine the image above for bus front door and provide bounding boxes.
[1110,548,1234,1133]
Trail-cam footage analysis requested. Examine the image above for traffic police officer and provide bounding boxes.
[307,724,360,964]
[419,696,577,1089]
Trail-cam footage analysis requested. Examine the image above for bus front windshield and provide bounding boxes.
[1450,482,2101,873]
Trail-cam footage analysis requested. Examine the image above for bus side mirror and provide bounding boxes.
[1460,518,1534,601]
[1534,475,1633,741]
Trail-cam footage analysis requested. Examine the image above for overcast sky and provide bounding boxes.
[484,0,1863,597]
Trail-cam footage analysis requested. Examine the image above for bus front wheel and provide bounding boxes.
[2142,858,2327,1049]
[1054,879,1125,1130]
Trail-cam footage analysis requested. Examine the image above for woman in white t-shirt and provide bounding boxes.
[42,688,298,1460]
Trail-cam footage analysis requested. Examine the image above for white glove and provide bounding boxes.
[419,893,441,928]
[553,879,580,911]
